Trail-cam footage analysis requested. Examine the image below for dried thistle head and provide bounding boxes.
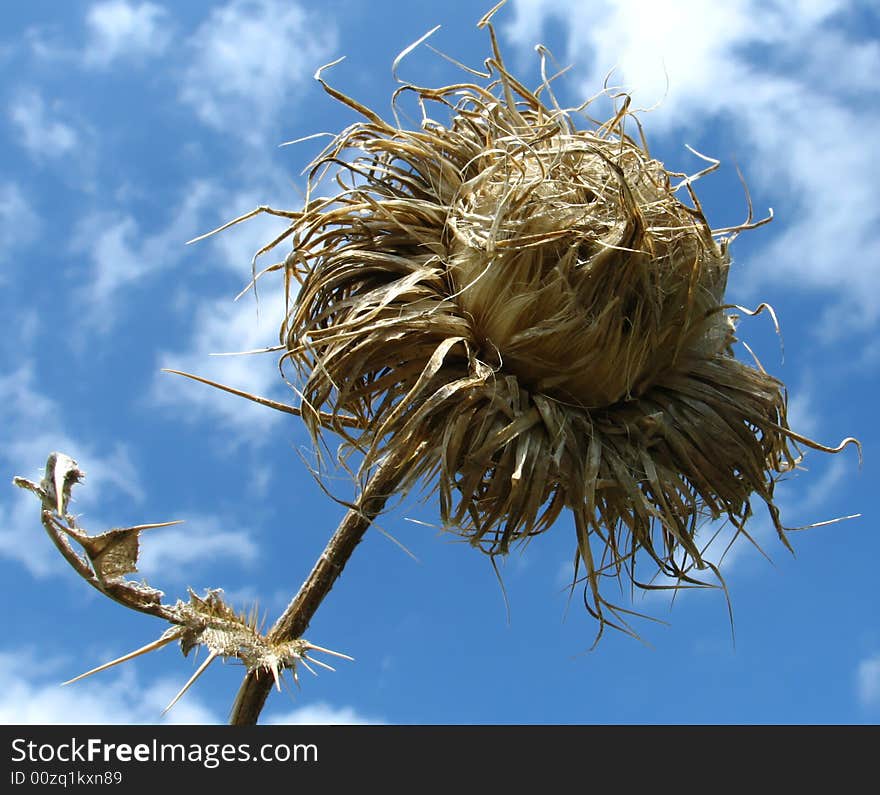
[239,15,857,637]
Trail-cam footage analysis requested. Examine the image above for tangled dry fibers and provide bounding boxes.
[211,11,858,638]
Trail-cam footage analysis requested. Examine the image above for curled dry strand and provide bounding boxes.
[214,12,860,641]
[13,452,352,714]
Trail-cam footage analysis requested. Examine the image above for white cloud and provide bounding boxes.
[0,648,220,724]
[180,0,337,140]
[504,0,880,332]
[633,458,852,603]
[9,89,78,160]
[0,365,144,577]
[789,456,849,517]
[69,182,294,328]
[23,1,172,70]
[0,648,379,724]
[0,365,261,583]
[207,189,297,274]
[70,180,219,323]
[151,289,291,439]
[857,653,880,709]
[141,187,291,442]
[248,465,273,500]
[83,0,173,67]
[73,214,140,303]
[507,0,842,122]
[0,181,39,267]
[23,26,64,62]
[267,702,383,725]
[786,386,820,441]
[137,514,260,583]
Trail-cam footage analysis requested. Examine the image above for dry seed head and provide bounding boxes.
[445,127,730,408]
[254,23,858,636]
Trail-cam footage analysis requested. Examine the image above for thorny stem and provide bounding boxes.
[229,450,406,725]
[13,467,177,622]
[16,452,370,716]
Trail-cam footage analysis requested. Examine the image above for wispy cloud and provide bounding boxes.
[151,289,290,440]
[143,181,298,444]
[179,0,337,141]
[267,702,384,725]
[70,180,219,324]
[0,648,220,724]
[83,0,173,68]
[507,0,845,127]
[0,648,379,725]
[0,181,39,267]
[857,653,880,709]
[505,0,880,333]
[69,180,294,328]
[785,385,821,441]
[137,514,260,584]
[205,188,298,275]
[24,1,172,69]
[9,88,79,160]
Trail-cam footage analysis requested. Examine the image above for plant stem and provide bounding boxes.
[229,450,405,725]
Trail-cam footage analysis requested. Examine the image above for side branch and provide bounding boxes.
[14,452,353,715]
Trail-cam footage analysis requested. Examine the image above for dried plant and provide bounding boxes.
[13,2,860,724]
[13,453,352,716]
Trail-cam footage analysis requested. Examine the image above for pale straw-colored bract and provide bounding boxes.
[212,7,858,639]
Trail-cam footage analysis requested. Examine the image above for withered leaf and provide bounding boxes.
[79,521,182,582]
[39,452,84,516]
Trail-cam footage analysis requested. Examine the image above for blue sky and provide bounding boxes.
[1,0,877,725]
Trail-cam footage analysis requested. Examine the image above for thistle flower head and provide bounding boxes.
[251,17,858,635]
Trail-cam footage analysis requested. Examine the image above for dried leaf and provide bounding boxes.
[40,452,84,517]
